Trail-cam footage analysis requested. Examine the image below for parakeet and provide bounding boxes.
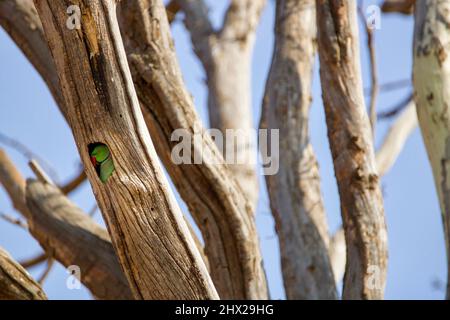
[99,156,115,183]
[90,144,114,183]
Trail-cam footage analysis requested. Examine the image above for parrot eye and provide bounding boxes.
[88,142,115,183]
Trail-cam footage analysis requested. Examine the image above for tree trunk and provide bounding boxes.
[316,0,388,299]
[1,0,268,299]
[260,0,336,299]
[0,246,47,300]
[33,0,217,300]
[118,0,267,299]
[414,0,450,299]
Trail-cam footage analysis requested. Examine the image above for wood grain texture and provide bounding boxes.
[260,0,336,299]
[33,0,217,300]
[0,0,266,299]
[414,0,450,299]
[316,0,388,299]
[119,0,267,299]
[0,246,47,300]
[25,179,133,300]
[0,149,133,299]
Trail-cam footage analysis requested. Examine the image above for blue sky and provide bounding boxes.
[0,1,446,299]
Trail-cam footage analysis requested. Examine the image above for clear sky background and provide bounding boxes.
[0,0,446,299]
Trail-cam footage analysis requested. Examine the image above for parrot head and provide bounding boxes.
[91,145,110,163]
[88,143,115,183]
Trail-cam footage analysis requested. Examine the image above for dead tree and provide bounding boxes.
[261,0,336,299]
[414,0,450,299]
[33,0,217,300]
[316,0,388,299]
[0,0,438,301]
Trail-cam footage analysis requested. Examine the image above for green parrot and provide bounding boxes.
[90,144,115,183]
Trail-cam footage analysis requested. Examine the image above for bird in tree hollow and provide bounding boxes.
[90,144,115,183]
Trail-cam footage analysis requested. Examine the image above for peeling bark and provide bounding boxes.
[0,246,47,300]
[33,0,217,300]
[414,0,450,299]
[260,0,336,299]
[316,0,388,299]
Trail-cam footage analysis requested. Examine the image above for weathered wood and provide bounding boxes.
[316,0,388,299]
[0,149,133,299]
[25,179,133,300]
[414,0,450,299]
[330,101,418,285]
[260,0,336,299]
[178,0,266,213]
[0,246,47,300]
[0,0,267,299]
[119,0,267,299]
[33,0,216,299]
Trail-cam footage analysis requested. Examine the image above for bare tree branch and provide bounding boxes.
[178,0,267,212]
[176,0,215,68]
[0,0,64,116]
[59,168,87,194]
[376,101,417,176]
[316,0,388,299]
[358,3,379,135]
[0,149,133,299]
[0,246,47,300]
[414,1,450,299]
[381,0,415,14]
[220,0,267,45]
[1,0,267,299]
[119,0,267,299]
[166,0,181,24]
[25,179,133,299]
[33,0,217,299]
[37,257,54,285]
[0,212,28,229]
[329,101,418,284]
[19,252,47,269]
[260,0,336,299]
[329,228,346,284]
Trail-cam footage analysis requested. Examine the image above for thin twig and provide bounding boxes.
[38,257,55,285]
[29,159,54,185]
[19,253,48,269]
[0,212,28,229]
[378,93,413,119]
[0,131,59,182]
[166,0,181,24]
[88,203,98,217]
[364,78,411,96]
[358,1,379,135]
[59,167,86,194]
